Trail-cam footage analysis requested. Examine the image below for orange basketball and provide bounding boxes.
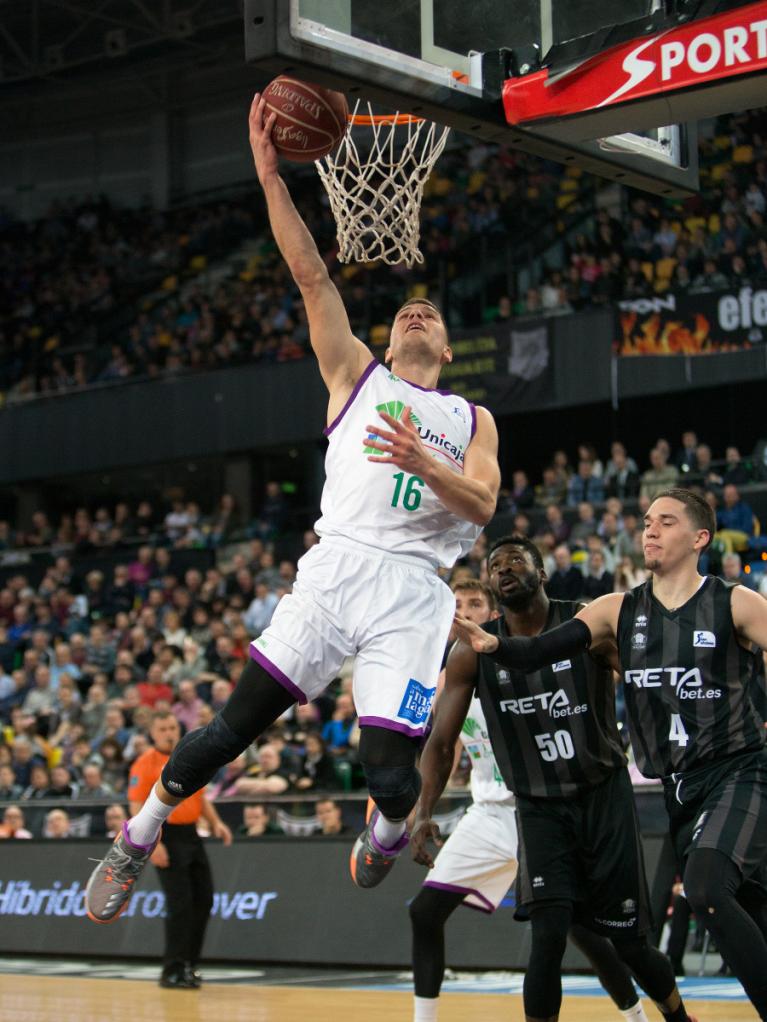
[263,76,349,163]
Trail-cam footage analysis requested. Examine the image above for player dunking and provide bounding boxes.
[456,491,767,1020]
[84,92,500,921]
[410,576,655,1022]
[418,535,694,1022]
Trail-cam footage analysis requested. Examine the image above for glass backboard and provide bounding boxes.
[245,0,699,196]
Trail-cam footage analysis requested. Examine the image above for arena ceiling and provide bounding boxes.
[0,0,260,133]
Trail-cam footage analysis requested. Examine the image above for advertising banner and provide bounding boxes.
[0,833,671,967]
[370,320,553,412]
[616,286,767,355]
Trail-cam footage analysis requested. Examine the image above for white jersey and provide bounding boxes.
[314,361,481,569]
[460,696,515,805]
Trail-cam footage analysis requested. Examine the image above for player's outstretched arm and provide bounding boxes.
[411,642,476,868]
[453,592,623,670]
[365,405,500,526]
[248,94,370,395]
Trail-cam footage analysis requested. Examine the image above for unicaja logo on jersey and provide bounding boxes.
[362,401,422,454]
[416,425,466,465]
[693,630,716,648]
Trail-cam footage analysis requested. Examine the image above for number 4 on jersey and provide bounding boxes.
[669,713,689,747]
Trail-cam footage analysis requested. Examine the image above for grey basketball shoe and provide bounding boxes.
[350,811,409,888]
[85,821,156,923]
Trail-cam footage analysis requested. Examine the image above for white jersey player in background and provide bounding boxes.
[410,579,653,1022]
[84,91,501,923]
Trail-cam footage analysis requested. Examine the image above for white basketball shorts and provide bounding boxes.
[424,800,519,912]
[248,536,455,737]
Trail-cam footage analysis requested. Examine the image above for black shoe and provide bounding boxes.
[183,962,201,988]
[159,966,197,989]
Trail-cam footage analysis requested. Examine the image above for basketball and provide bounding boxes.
[263,76,348,163]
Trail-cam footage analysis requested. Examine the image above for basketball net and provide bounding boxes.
[315,101,450,269]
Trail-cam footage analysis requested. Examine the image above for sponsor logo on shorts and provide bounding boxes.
[397,678,436,725]
[632,632,647,649]
[499,688,587,718]
[693,630,716,648]
[496,668,511,684]
[552,659,572,672]
[165,780,184,794]
[636,615,648,626]
[621,898,636,915]
[594,916,636,929]
[532,875,545,888]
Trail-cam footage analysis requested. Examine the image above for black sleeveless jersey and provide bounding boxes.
[750,648,767,725]
[476,600,626,799]
[617,576,765,779]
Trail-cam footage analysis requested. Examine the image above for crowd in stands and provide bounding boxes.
[512,107,767,317]
[1,426,767,837]
[3,106,766,402]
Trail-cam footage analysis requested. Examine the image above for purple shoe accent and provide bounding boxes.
[123,820,156,854]
[249,645,307,705]
[369,810,409,856]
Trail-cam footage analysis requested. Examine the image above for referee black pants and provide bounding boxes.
[156,824,214,972]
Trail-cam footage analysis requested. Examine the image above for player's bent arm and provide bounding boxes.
[411,642,476,867]
[453,593,622,669]
[731,584,767,649]
[419,406,500,526]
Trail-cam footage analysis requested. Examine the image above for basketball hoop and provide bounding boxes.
[315,100,450,269]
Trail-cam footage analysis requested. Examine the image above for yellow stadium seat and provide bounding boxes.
[188,254,207,272]
[408,283,429,299]
[655,257,677,281]
[733,144,754,164]
[641,261,655,283]
[710,162,731,182]
[714,134,732,150]
[369,324,389,345]
[684,216,706,233]
[708,213,721,234]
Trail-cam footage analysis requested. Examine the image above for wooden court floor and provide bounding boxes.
[0,975,753,1021]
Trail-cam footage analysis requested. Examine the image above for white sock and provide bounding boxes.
[413,995,438,1022]
[620,1002,649,1022]
[372,812,406,849]
[126,785,175,847]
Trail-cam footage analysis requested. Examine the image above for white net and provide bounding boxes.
[315,101,451,269]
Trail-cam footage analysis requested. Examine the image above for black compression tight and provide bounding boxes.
[684,847,767,1019]
[409,886,466,998]
[524,903,572,1019]
[410,893,644,1010]
[162,659,294,797]
[568,924,639,1010]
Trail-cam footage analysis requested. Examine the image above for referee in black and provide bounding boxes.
[129,711,233,988]
[455,489,767,1020]
[413,534,693,1022]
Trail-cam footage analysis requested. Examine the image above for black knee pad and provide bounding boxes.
[364,762,421,821]
[161,713,249,798]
